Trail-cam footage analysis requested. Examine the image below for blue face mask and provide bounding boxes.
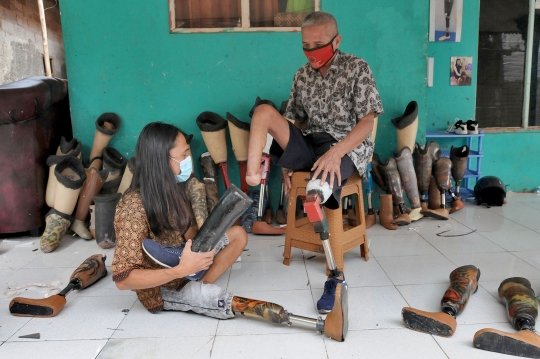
[170,156,192,183]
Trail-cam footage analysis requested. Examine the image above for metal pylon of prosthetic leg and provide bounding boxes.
[304,191,342,279]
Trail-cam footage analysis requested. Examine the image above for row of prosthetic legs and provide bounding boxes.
[41,114,132,252]
[402,265,540,358]
[370,142,469,230]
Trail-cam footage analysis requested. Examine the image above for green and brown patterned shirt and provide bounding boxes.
[112,190,188,313]
[284,50,384,176]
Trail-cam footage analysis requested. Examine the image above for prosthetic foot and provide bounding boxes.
[379,157,411,226]
[449,145,469,213]
[415,142,441,214]
[71,167,108,239]
[196,112,231,189]
[41,157,87,253]
[474,277,540,358]
[100,147,127,194]
[395,147,423,222]
[88,113,121,170]
[231,282,348,342]
[186,176,208,229]
[93,193,122,249]
[199,152,219,214]
[227,112,250,194]
[402,265,480,337]
[117,157,136,194]
[391,101,418,153]
[252,152,286,235]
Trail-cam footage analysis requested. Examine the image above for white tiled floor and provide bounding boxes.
[1,193,540,358]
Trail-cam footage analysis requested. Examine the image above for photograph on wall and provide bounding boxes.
[450,56,472,86]
[430,0,463,42]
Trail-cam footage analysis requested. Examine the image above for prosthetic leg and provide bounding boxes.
[423,158,451,220]
[199,152,219,214]
[231,282,348,342]
[474,277,540,358]
[402,265,480,337]
[93,193,122,249]
[117,157,136,194]
[449,145,469,213]
[439,0,454,41]
[379,157,411,226]
[371,155,397,230]
[45,141,82,208]
[88,113,121,170]
[41,157,87,253]
[71,167,108,239]
[391,101,418,154]
[252,138,286,235]
[227,112,250,194]
[196,112,231,189]
[415,142,441,214]
[186,176,209,229]
[395,147,423,222]
[100,147,127,194]
[363,164,376,229]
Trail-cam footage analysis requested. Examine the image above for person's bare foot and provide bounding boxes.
[246,173,261,186]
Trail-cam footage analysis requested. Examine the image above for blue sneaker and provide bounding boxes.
[317,278,345,314]
[141,239,205,281]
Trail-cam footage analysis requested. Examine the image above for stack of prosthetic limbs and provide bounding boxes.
[449,145,469,213]
[227,112,251,194]
[41,157,87,252]
[196,112,231,190]
[474,277,540,358]
[378,157,411,226]
[371,154,397,230]
[402,265,480,337]
[415,141,442,217]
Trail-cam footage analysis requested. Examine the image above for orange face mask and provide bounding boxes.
[303,35,337,70]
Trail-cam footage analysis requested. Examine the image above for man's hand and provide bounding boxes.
[311,146,342,189]
[282,168,294,194]
[171,240,215,277]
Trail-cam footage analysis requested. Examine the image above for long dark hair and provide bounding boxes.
[130,122,191,236]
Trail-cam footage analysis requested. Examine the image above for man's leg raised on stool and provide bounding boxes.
[246,104,291,186]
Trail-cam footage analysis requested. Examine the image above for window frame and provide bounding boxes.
[169,0,321,33]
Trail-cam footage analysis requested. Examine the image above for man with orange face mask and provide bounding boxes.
[246,11,384,314]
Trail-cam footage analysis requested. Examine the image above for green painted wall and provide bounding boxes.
[59,0,428,207]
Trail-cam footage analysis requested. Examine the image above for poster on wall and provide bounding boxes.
[430,0,463,42]
[450,56,472,86]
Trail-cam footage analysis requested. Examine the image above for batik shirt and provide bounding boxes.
[284,50,384,176]
[112,190,189,313]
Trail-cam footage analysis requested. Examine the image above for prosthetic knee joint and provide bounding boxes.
[304,180,342,279]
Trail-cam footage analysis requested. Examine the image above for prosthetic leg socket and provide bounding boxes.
[88,113,121,170]
[196,112,230,189]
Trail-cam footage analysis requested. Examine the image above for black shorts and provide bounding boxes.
[269,121,357,209]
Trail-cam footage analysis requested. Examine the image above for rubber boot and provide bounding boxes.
[71,167,108,239]
[392,101,418,154]
[88,113,121,170]
[196,112,230,189]
[474,277,540,358]
[394,147,423,222]
[275,182,287,225]
[93,193,122,249]
[56,137,82,159]
[186,176,208,229]
[370,154,388,192]
[100,147,127,194]
[227,112,250,194]
[425,158,451,220]
[402,265,480,337]
[379,157,411,225]
[415,142,441,213]
[379,194,398,230]
[89,205,96,238]
[41,157,87,253]
[191,184,252,252]
[117,157,136,194]
[449,145,469,213]
[199,152,219,213]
